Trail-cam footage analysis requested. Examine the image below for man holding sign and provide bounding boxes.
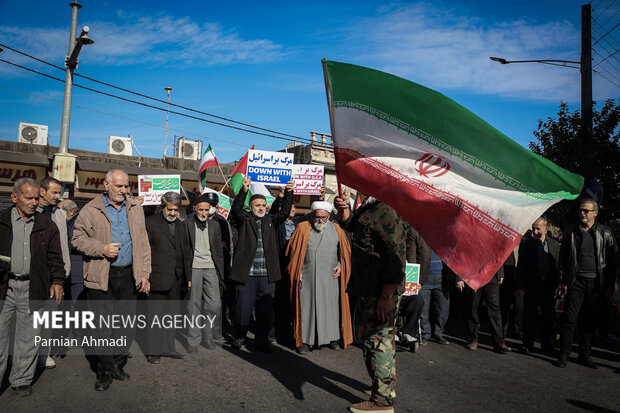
[229,178,293,353]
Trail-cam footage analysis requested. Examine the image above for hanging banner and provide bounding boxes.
[246,149,294,186]
[292,164,324,195]
[138,174,181,206]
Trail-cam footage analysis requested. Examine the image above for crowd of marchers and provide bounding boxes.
[0,170,617,413]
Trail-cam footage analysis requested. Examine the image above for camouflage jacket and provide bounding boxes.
[340,200,408,298]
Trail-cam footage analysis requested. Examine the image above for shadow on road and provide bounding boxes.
[567,399,619,413]
[223,342,366,403]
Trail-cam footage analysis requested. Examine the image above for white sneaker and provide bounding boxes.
[403,334,415,343]
[38,355,56,369]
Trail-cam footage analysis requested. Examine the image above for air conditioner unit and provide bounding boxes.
[18,122,48,145]
[176,139,201,160]
[108,136,133,156]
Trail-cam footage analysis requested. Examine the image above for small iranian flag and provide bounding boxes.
[322,60,583,289]
[230,146,274,210]
[199,144,219,193]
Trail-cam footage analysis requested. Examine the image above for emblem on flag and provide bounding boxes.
[414,153,451,178]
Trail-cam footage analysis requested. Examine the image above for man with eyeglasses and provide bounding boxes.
[285,201,352,354]
[554,198,617,368]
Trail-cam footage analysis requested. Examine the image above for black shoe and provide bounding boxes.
[432,336,449,345]
[268,335,277,344]
[296,344,309,355]
[520,346,533,355]
[256,341,275,354]
[95,373,113,391]
[232,338,245,350]
[13,385,32,397]
[163,351,186,359]
[554,358,568,368]
[112,365,130,381]
[577,355,598,369]
[146,355,161,364]
[329,340,340,350]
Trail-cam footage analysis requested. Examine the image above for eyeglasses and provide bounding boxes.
[579,208,595,214]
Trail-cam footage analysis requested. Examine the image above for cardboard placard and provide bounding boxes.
[292,164,324,195]
[138,175,181,206]
[246,150,294,186]
[403,263,421,296]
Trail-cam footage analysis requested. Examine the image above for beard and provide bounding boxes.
[313,221,328,232]
[195,214,208,222]
[163,214,177,222]
[251,208,266,218]
[579,216,592,225]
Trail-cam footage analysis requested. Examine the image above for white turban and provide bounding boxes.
[311,201,333,212]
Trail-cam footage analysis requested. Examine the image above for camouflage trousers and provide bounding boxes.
[361,293,402,407]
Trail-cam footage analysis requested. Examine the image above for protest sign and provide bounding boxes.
[292,164,324,195]
[138,175,181,206]
[403,263,421,296]
[202,187,233,219]
[246,149,294,186]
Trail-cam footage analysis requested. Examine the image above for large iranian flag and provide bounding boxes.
[322,60,583,289]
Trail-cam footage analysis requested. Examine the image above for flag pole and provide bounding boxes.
[217,163,231,193]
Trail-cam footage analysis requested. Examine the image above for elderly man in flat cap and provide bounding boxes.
[184,192,225,352]
[286,201,352,354]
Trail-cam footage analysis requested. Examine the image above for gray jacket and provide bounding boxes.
[37,205,70,277]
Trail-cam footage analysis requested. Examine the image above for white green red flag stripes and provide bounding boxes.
[322,60,583,289]
[199,144,218,193]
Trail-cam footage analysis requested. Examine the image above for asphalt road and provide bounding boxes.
[2,317,619,413]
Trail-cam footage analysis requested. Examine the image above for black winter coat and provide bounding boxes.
[0,207,65,305]
[229,188,292,284]
[146,213,192,292]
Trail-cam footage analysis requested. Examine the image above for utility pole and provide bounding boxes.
[581,3,593,140]
[54,1,94,184]
[164,86,173,156]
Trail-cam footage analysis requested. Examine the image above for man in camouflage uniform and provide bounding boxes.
[335,196,408,413]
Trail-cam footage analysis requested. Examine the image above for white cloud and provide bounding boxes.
[345,3,616,102]
[0,12,284,70]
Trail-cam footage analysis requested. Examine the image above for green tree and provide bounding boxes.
[529,99,619,228]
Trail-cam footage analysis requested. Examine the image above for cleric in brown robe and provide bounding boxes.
[286,201,353,354]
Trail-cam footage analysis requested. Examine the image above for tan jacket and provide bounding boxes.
[72,194,151,291]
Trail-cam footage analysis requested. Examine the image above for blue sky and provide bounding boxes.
[0,0,618,163]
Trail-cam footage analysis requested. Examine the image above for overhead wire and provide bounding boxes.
[593,21,620,46]
[0,57,314,145]
[594,68,620,86]
[0,43,311,143]
[0,85,250,148]
[592,48,620,69]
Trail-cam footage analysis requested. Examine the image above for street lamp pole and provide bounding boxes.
[164,86,173,156]
[490,4,593,139]
[54,1,94,185]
